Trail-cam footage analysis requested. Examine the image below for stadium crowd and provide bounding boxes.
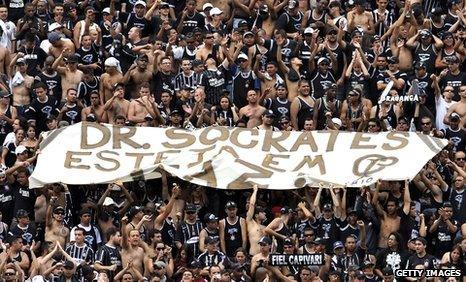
[0,0,466,280]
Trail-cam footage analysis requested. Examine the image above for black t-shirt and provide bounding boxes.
[18,45,48,77]
[25,96,60,133]
[276,12,303,33]
[118,12,150,37]
[312,216,341,253]
[178,12,205,35]
[0,184,14,224]
[34,72,63,102]
[8,224,36,245]
[443,127,466,152]
[59,103,83,125]
[432,219,457,258]
[376,248,409,273]
[399,211,420,247]
[405,253,437,269]
[440,71,466,101]
[12,182,36,220]
[153,72,175,103]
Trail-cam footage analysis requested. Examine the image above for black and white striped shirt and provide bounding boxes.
[174,71,201,91]
[66,243,94,265]
[95,244,122,278]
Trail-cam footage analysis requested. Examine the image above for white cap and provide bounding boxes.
[32,276,46,282]
[209,7,223,16]
[48,22,62,32]
[103,197,116,206]
[238,53,248,61]
[332,118,342,128]
[304,27,314,35]
[15,145,27,155]
[134,0,146,7]
[105,57,119,67]
[202,3,213,10]
[102,7,111,14]
[317,57,330,65]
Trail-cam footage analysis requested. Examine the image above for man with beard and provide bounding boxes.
[123,54,152,100]
[34,56,62,101]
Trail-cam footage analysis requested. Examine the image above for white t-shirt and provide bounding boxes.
[436,95,457,131]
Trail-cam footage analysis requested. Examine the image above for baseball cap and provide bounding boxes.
[204,213,219,222]
[415,237,427,245]
[16,209,29,218]
[317,57,330,65]
[205,236,219,245]
[243,31,254,37]
[202,3,213,10]
[159,2,170,8]
[48,22,62,32]
[134,0,146,7]
[314,237,324,245]
[304,27,314,35]
[351,30,363,38]
[332,118,342,128]
[103,197,116,206]
[65,54,79,63]
[333,241,344,250]
[48,31,63,43]
[185,203,197,212]
[420,29,431,39]
[431,7,443,16]
[414,61,426,69]
[209,7,223,16]
[442,31,454,40]
[15,145,28,155]
[238,53,249,61]
[283,237,293,246]
[288,0,298,9]
[53,206,65,214]
[170,109,181,116]
[129,206,143,218]
[450,113,460,121]
[259,236,272,245]
[446,55,459,63]
[102,7,111,14]
[238,19,248,26]
[323,203,333,211]
[264,109,275,117]
[16,58,26,65]
[63,260,74,270]
[225,201,237,209]
[153,261,166,269]
[0,90,11,98]
[387,56,399,64]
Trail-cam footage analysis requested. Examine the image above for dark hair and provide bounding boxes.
[106,227,120,241]
[74,227,86,235]
[34,82,48,90]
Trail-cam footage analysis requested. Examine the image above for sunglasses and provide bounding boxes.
[186,211,196,214]
[456,158,465,161]
[421,122,431,125]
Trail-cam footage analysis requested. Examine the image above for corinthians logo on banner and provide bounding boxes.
[30,122,448,189]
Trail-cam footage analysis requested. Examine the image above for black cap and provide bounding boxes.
[415,237,427,245]
[64,260,74,270]
[362,260,375,268]
[323,203,333,211]
[387,56,399,64]
[204,213,219,222]
[205,236,219,245]
[0,90,11,98]
[128,206,142,218]
[16,209,29,218]
[414,61,426,69]
[446,55,459,63]
[283,237,293,246]
[170,109,181,116]
[259,236,272,245]
[329,1,341,8]
[280,206,292,214]
[185,203,197,212]
[53,206,65,214]
[441,31,454,40]
[431,7,443,15]
[420,29,432,39]
[382,267,394,276]
[450,113,460,121]
[351,30,363,38]
[443,201,453,208]
[225,201,237,209]
[263,109,275,118]
[238,19,248,26]
[314,237,324,245]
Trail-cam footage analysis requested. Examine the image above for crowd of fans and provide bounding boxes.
[1,0,466,280]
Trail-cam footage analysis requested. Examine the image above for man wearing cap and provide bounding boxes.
[232,53,256,109]
[45,200,70,248]
[112,0,150,38]
[123,54,152,99]
[197,236,226,267]
[441,112,466,152]
[52,51,84,100]
[177,0,205,35]
[251,236,272,276]
[48,31,76,60]
[376,56,407,95]
[175,203,204,261]
[7,209,36,246]
[405,29,442,74]
[219,201,247,258]
[10,55,34,108]
[103,82,130,124]
[439,55,466,102]
[199,213,220,253]
[205,7,227,35]
[276,0,303,38]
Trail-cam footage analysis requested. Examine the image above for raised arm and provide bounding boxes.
[246,185,258,221]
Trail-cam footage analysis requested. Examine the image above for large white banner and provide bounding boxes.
[30,122,448,189]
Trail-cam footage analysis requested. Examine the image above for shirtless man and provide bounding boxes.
[239,90,266,128]
[246,185,266,256]
[196,32,215,61]
[250,236,272,277]
[48,31,76,59]
[103,83,130,123]
[122,55,152,100]
[9,57,34,107]
[254,56,283,99]
[444,85,466,128]
[45,198,70,248]
[121,229,146,276]
[81,90,107,123]
[100,57,124,104]
[373,181,400,248]
[128,83,154,125]
[52,51,83,97]
[347,0,374,34]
